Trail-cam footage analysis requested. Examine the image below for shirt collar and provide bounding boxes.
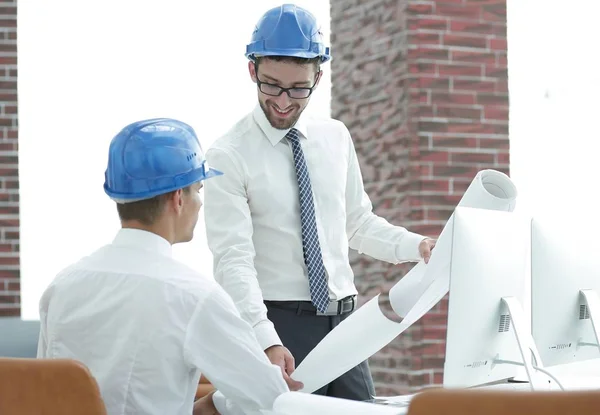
[111,228,172,257]
[252,104,309,146]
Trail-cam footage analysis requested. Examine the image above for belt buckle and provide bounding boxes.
[339,296,355,314]
[348,295,356,313]
[316,298,356,316]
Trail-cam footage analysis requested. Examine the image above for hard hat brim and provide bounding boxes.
[247,49,331,63]
[104,166,223,204]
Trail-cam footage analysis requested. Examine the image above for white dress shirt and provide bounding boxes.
[37,228,288,415]
[204,105,425,350]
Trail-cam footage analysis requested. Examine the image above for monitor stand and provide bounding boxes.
[579,289,600,351]
[496,296,548,391]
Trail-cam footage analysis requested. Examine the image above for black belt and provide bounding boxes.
[264,295,357,316]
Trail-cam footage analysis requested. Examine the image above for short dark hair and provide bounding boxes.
[255,55,321,71]
[116,186,191,225]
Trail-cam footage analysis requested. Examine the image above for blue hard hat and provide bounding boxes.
[103,118,222,203]
[245,4,331,63]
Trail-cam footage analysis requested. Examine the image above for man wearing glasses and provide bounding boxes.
[203,3,436,402]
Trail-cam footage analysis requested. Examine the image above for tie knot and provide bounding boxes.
[285,128,300,142]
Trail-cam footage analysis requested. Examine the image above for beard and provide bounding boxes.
[259,99,303,130]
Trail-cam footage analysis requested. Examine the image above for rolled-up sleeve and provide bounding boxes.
[343,128,425,263]
[203,146,282,350]
[184,286,289,414]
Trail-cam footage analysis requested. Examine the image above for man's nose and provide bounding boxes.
[273,90,292,108]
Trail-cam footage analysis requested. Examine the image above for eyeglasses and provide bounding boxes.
[256,77,317,99]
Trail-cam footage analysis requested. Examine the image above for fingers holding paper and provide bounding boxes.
[192,390,219,415]
[265,345,304,391]
[419,237,437,264]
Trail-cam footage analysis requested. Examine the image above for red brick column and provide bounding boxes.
[330,0,509,394]
[0,0,19,317]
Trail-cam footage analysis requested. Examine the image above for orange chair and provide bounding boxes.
[407,388,600,415]
[0,358,107,415]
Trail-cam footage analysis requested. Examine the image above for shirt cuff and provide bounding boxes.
[212,391,249,415]
[395,231,427,262]
[212,391,228,414]
[253,319,283,351]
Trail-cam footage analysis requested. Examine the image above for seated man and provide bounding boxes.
[37,118,301,415]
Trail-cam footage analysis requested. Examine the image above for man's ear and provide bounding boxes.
[170,189,184,214]
[313,69,323,89]
[249,61,257,83]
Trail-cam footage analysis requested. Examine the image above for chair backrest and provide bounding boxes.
[407,388,600,415]
[0,317,40,357]
[0,358,107,415]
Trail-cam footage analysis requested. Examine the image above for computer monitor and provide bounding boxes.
[531,216,600,367]
[442,207,547,390]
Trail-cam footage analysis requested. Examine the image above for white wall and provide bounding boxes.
[507,0,600,333]
[18,0,331,320]
[508,0,600,218]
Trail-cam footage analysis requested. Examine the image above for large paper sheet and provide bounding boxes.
[270,392,404,415]
[390,169,517,316]
[291,169,518,393]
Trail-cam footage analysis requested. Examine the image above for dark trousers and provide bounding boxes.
[265,302,375,401]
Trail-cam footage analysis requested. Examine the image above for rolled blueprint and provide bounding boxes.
[390,169,517,317]
[291,169,518,393]
[271,392,404,415]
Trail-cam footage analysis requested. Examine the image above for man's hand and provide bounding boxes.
[193,390,219,415]
[419,238,437,264]
[265,345,304,391]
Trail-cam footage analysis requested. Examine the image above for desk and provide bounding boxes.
[373,360,600,413]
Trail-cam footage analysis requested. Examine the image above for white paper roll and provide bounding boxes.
[390,169,517,317]
[271,392,404,415]
[291,169,518,394]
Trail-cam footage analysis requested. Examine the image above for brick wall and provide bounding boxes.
[330,0,509,394]
[0,0,19,317]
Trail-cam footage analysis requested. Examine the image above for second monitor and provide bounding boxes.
[531,215,600,368]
